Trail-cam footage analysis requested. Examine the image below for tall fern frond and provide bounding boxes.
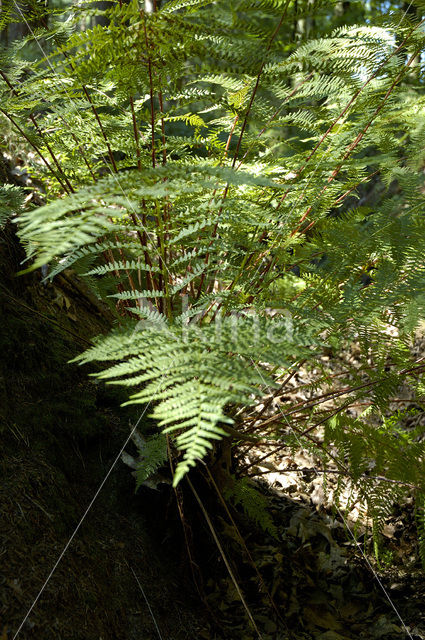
[3,0,425,553]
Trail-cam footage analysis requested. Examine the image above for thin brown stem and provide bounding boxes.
[236,361,425,471]
[231,0,291,169]
[143,16,157,170]
[130,96,142,172]
[333,169,380,205]
[235,73,314,171]
[292,46,421,235]
[275,17,425,214]
[82,85,118,173]
[0,70,75,193]
[158,89,167,166]
[192,115,240,301]
[60,49,118,173]
[253,360,307,424]
[238,421,350,476]
[128,97,157,292]
[141,12,167,311]
[196,2,292,304]
[187,477,263,639]
[202,462,285,625]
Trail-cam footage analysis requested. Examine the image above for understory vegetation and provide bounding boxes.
[2,0,425,632]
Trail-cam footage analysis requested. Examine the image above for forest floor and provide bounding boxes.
[215,337,425,639]
[1,224,425,640]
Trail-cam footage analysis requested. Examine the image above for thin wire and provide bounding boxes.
[12,402,154,639]
[129,566,164,640]
[335,505,414,639]
[247,358,414,639]
[187,477,263,639]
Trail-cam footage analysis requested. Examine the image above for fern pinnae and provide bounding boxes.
[6,0,425,562]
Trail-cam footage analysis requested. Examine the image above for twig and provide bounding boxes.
[187,477,263,639]
[202,462,286,626]
[246,467,421,489]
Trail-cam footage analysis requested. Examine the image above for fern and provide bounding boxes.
[2,0,425,555]
[135,433,168,491]
[224,477,278,538]
[0,184,25,228]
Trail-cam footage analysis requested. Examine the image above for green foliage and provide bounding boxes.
[322,408,425,531]
[224,477,278,538]
[0,184,25,228]
[135,433,168,490]
[2,0,425,552]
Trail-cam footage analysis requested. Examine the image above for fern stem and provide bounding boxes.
[230,0,291,169]
[187,478,264,640]
[156,199,171,317]
[82,84,118,173]
[214,80,314,305]
[235,72,314,171]
[143,15,157,170]
[239,422,351,477]
[128,96,158,294]
[247,360,425,441]
[158,89,167,167]
[167,439,206,602]
[193,115,241,303]
[129,96,142,172]
[333,169,380,206]
[60,49,118,173]
[114,235,139,298]
[274,17,425,216]
[102,248,126,311]
[251,360,307,425]
[259,15,425,236]
[200,2,293,302]
[253,379,391,429]
[248,51,417,283]
[292,44,422,235]
[129,94,148,292]
[242,361,393,410]
[202,462,285,625]
[197,1,293,304]
[0,70,76,193]
[157,86,173,298]
[141,10,170,312]
[246,467,420,490]
[73,131,98,183]
[29,118,75,193]
[248,50,413,277]
[130,210,156,293]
